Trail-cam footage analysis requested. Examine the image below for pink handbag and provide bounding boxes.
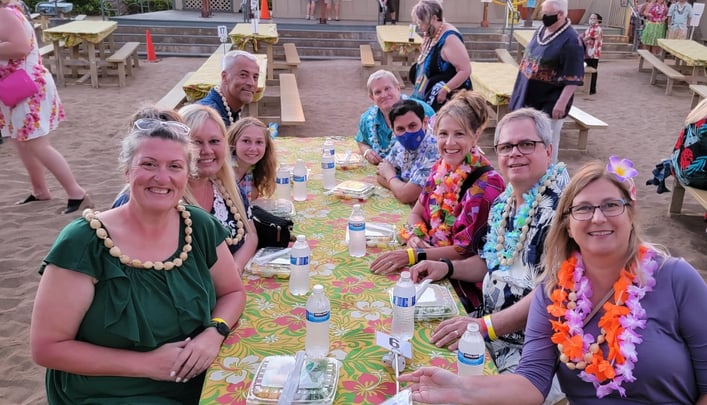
[0,69,39,108]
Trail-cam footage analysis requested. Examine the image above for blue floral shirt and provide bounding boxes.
[355,95,435,158]
[384,128,439,187]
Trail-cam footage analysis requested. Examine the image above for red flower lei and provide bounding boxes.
[400,154,479,246]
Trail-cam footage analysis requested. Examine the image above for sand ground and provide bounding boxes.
[0,57,705,404]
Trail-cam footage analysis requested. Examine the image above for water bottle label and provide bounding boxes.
[276,177,290,185]
[457,351,484,366]
[291,256,309,265]
[348,221,365,232]
[321,162,335,170]
[393,295,416,307]
[293,175,306,182]
[306,310,330,323]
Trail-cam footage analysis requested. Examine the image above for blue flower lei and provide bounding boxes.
[483,163,565,271]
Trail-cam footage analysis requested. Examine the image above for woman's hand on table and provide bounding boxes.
[169,329,224,383]
[399,367,464,404]
[409,259,447,283]
[431,316,482,351]
[370,249,409,275]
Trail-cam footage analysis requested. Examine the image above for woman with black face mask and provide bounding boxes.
[508,0,585,165]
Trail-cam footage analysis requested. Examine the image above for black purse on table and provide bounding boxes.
[250,205,295,249]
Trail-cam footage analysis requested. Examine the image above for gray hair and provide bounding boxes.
[366,70,400,96]
[494,108,553,146]
[222,50,258,72]
[542,0,568,15]
[118,120,197,177]
[412,0,444,28]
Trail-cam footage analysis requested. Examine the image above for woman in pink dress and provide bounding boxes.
[0,0,91,213]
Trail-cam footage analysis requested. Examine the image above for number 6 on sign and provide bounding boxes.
[376,331,412,359]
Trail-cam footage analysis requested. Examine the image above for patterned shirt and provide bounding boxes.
[582,24,603,60]
[510,22,585,118]
[668,2,692,30]
[384,128,439,187]
[417,151,505,252]
[355,95,435,158]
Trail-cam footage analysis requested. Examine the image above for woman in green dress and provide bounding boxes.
[30,119,247,404]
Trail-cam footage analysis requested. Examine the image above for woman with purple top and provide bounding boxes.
[400,158,707,404]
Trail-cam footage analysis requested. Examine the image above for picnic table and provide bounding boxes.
[43,20,117,88]
[375,25,421,85]
[512,29,535,61]
[182,46,267,105]
[229,23,279,81]
[658,38,707,82]
[470,62,518,123]
[198,136,497,404]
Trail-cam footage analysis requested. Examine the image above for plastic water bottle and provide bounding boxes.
[391,271,416,341]
[289,235,310,296]
[322,138,335,157]
[293,159,308,202]
[457,323,485,376]
[276,165,291,201]
[321,151,336,190]
[348,204,366,257]
[305,284,331,358]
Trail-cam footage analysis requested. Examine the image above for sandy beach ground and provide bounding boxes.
[1,57,705,404]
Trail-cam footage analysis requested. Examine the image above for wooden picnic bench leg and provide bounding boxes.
[88,43,99,88]
[638,56,644,72]
[266,44,274,81]
[650,67,658,85]
[71,45,80,78]
[665,77,674,96]
[577,127,589,152]
[669,178,686,216]
[52,40,65,87]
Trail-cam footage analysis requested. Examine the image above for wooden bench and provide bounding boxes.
[360,44,376,74]
[562,106,608,151]
[39,44,55,73]
[495,48,518,67]
[669,178,707,216]
[279,73,305,125]
[636,49,686,96]
[156,71,193,110]
[689,84,707,109]
[272,43,301,77]
[106,42,140,87]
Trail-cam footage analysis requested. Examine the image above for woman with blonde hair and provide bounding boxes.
[401,158,707,404]
[179,104,258,271]
[227,117,277,201]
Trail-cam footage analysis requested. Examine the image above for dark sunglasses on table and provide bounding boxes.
[567,199,630,221]
[494,140,543,156]
[133,118,191,137]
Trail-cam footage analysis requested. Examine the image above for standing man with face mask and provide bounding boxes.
[509,0,584,164]
[376,99,440,204]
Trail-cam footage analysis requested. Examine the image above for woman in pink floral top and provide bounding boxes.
[641,0,669,55]
[0,0,91,214]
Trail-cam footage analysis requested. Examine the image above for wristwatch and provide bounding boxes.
[209,318,230,338]
[415,248,427,263]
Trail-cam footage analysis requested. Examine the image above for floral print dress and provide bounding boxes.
[0,4,64,141]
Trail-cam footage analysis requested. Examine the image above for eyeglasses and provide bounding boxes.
[567,199,630,221]
[494,140,542,156]
[133,119,190,137]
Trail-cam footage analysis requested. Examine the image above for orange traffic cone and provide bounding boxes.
[260,0,271,20]
[145,30,158,63]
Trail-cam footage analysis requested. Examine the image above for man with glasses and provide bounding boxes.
[409,108,569,405]
[197,50,260,128]
[509,0,584,163]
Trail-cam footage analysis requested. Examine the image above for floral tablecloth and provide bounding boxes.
[658,39,707,67]
[376,25,422,57]
[199,136,497,404]
[182,47,266,103]
[470,62,518,106]
[43,20,117,47]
